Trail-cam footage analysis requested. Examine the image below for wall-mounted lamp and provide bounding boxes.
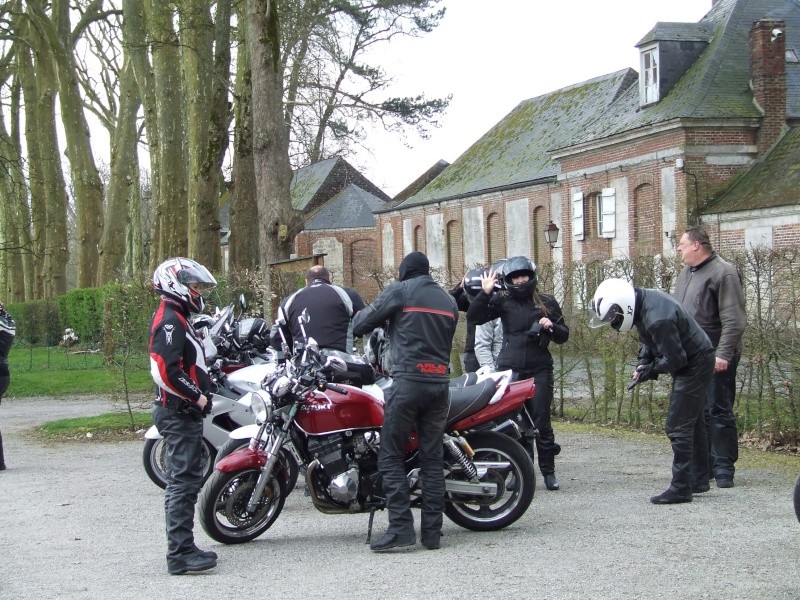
[675,158,685,171]
[664,230,676,248]
[544,221,561,249]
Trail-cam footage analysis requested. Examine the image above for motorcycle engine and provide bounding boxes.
[307,431,379,504]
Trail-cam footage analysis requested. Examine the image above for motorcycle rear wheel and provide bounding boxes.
[215,438,300,493]
[143,437,215,489]
[444,431,535,531]
[198,467,287,544]
[794,474,800,524]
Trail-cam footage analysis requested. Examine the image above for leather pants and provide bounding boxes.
[666,353,715,494]
[152,403,204,563]
[512,367,560,475]
[705,354,740,479]
[378,376,449,538]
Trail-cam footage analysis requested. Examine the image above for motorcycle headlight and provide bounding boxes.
[250,390,273,424]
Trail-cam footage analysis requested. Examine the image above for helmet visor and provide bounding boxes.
[588,301,624,330]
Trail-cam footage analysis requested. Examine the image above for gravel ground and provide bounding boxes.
[1,394,798,600]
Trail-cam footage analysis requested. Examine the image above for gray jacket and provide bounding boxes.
[673,253,746,362]
[474,318,502,368]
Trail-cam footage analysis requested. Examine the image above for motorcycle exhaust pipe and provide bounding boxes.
[490,419,522,439]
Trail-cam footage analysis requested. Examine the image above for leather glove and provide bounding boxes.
[627,362,658,390]
[201,395,213,417]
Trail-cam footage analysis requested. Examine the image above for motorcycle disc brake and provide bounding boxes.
[224,479,276,526]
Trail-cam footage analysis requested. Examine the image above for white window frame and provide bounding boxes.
[572,192,584,241]
[639,45,659,105]
[597,187,616,238]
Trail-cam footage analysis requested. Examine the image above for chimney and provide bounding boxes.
[749,19,787,155]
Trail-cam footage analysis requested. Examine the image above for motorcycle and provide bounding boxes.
[142,298,295,489]
[198,309,537,545]
[794,475,800,523]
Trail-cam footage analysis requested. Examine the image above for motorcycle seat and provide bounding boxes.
[449,372,479,389]
[446,378,497,428]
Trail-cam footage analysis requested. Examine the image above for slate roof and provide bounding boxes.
[290,156,391,213]
[561,0,800,148]
[395,69,639,208]
[702,126,800,213]
[397,0,800,210]
[393,160,450,204]
[304,184,388,230]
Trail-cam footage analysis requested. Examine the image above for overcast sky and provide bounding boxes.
[352,0,712,197]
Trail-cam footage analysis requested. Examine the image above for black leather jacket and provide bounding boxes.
[467,290,568,371]
[353,275,458,382]
[635,289,713,376]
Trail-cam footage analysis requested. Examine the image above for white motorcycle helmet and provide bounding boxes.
[153,257,217,314]
[588,278,636,333]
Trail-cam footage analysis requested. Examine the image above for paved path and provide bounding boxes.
[1,395,798,600]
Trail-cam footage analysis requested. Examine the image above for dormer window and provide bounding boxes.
[640,45,659,105]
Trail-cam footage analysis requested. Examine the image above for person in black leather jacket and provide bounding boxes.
[0,301,15,471]
[353,252,458,552]
[467,256,569,491]
[272,265,365,353]
[150,258,218,575]
[589,278,714,505]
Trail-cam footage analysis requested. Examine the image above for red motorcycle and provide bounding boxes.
[198,312,538,544]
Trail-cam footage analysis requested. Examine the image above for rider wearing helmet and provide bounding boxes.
[467,255,569,491]
[149,257,219,575]
[589,278,714,505]
[450,267,485,373]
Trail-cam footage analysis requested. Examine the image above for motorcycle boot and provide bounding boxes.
[370,531,416,552]
[421,530,442,550]
[192,544,218,560]
[168,551,217,575]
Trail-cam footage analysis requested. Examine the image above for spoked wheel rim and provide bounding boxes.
[446,445,528,524]
[209,469,283,539]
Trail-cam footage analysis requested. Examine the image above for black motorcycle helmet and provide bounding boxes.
[463,267,485,299]
[503,256,537,300]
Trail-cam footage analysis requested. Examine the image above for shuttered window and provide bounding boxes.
[572,192,584,240]
[598,187,616,238]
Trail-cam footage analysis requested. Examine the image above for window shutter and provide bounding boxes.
[572,192,584,240]
[599,187,616,238]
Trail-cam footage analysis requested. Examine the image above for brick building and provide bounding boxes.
[295,0,800,300]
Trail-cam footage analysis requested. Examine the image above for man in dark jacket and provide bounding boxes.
[590,278,714,504]
[150,257,218,575]
[674,226,746,488]
[353,252,458,551]
[273,265,365,353]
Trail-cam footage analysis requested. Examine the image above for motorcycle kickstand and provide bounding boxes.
[366,507,383,543]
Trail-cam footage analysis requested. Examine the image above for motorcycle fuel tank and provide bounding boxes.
[295,385,384,434]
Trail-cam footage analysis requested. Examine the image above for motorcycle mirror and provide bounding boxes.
[298,308,310,325]
[275,306,288,327]
[239,293,247,311]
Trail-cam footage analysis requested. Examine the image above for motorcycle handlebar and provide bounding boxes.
[323,382,349,395]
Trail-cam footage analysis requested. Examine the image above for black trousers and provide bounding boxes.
[0,364,9,468]
[509,367,559,475]
[705,354,739,479]
[463,352,479,373]
[379,376,449,537]
[666,353,715,494]
[152,403,204,563]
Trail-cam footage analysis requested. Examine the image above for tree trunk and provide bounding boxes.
[123,0,162,272]
[247,0,303,312]
[149,0,188,260]
[98,60,141,284]
[30,0,104,288]
[229,0,259,272]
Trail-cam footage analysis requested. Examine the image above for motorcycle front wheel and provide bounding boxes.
[198,467,287,544]
[444,431,535,531]
[215,438,300,493]
[143,437,216,489]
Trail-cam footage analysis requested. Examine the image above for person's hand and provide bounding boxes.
[714,357,729,373]
[197,394,208,411]
[539,317,553,331]
[480,269,497,295]
[627,362,656,390]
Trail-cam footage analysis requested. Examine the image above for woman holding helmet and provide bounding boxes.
[467,256,569,490]
[149,257,219,574]
[588,278,714,504]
